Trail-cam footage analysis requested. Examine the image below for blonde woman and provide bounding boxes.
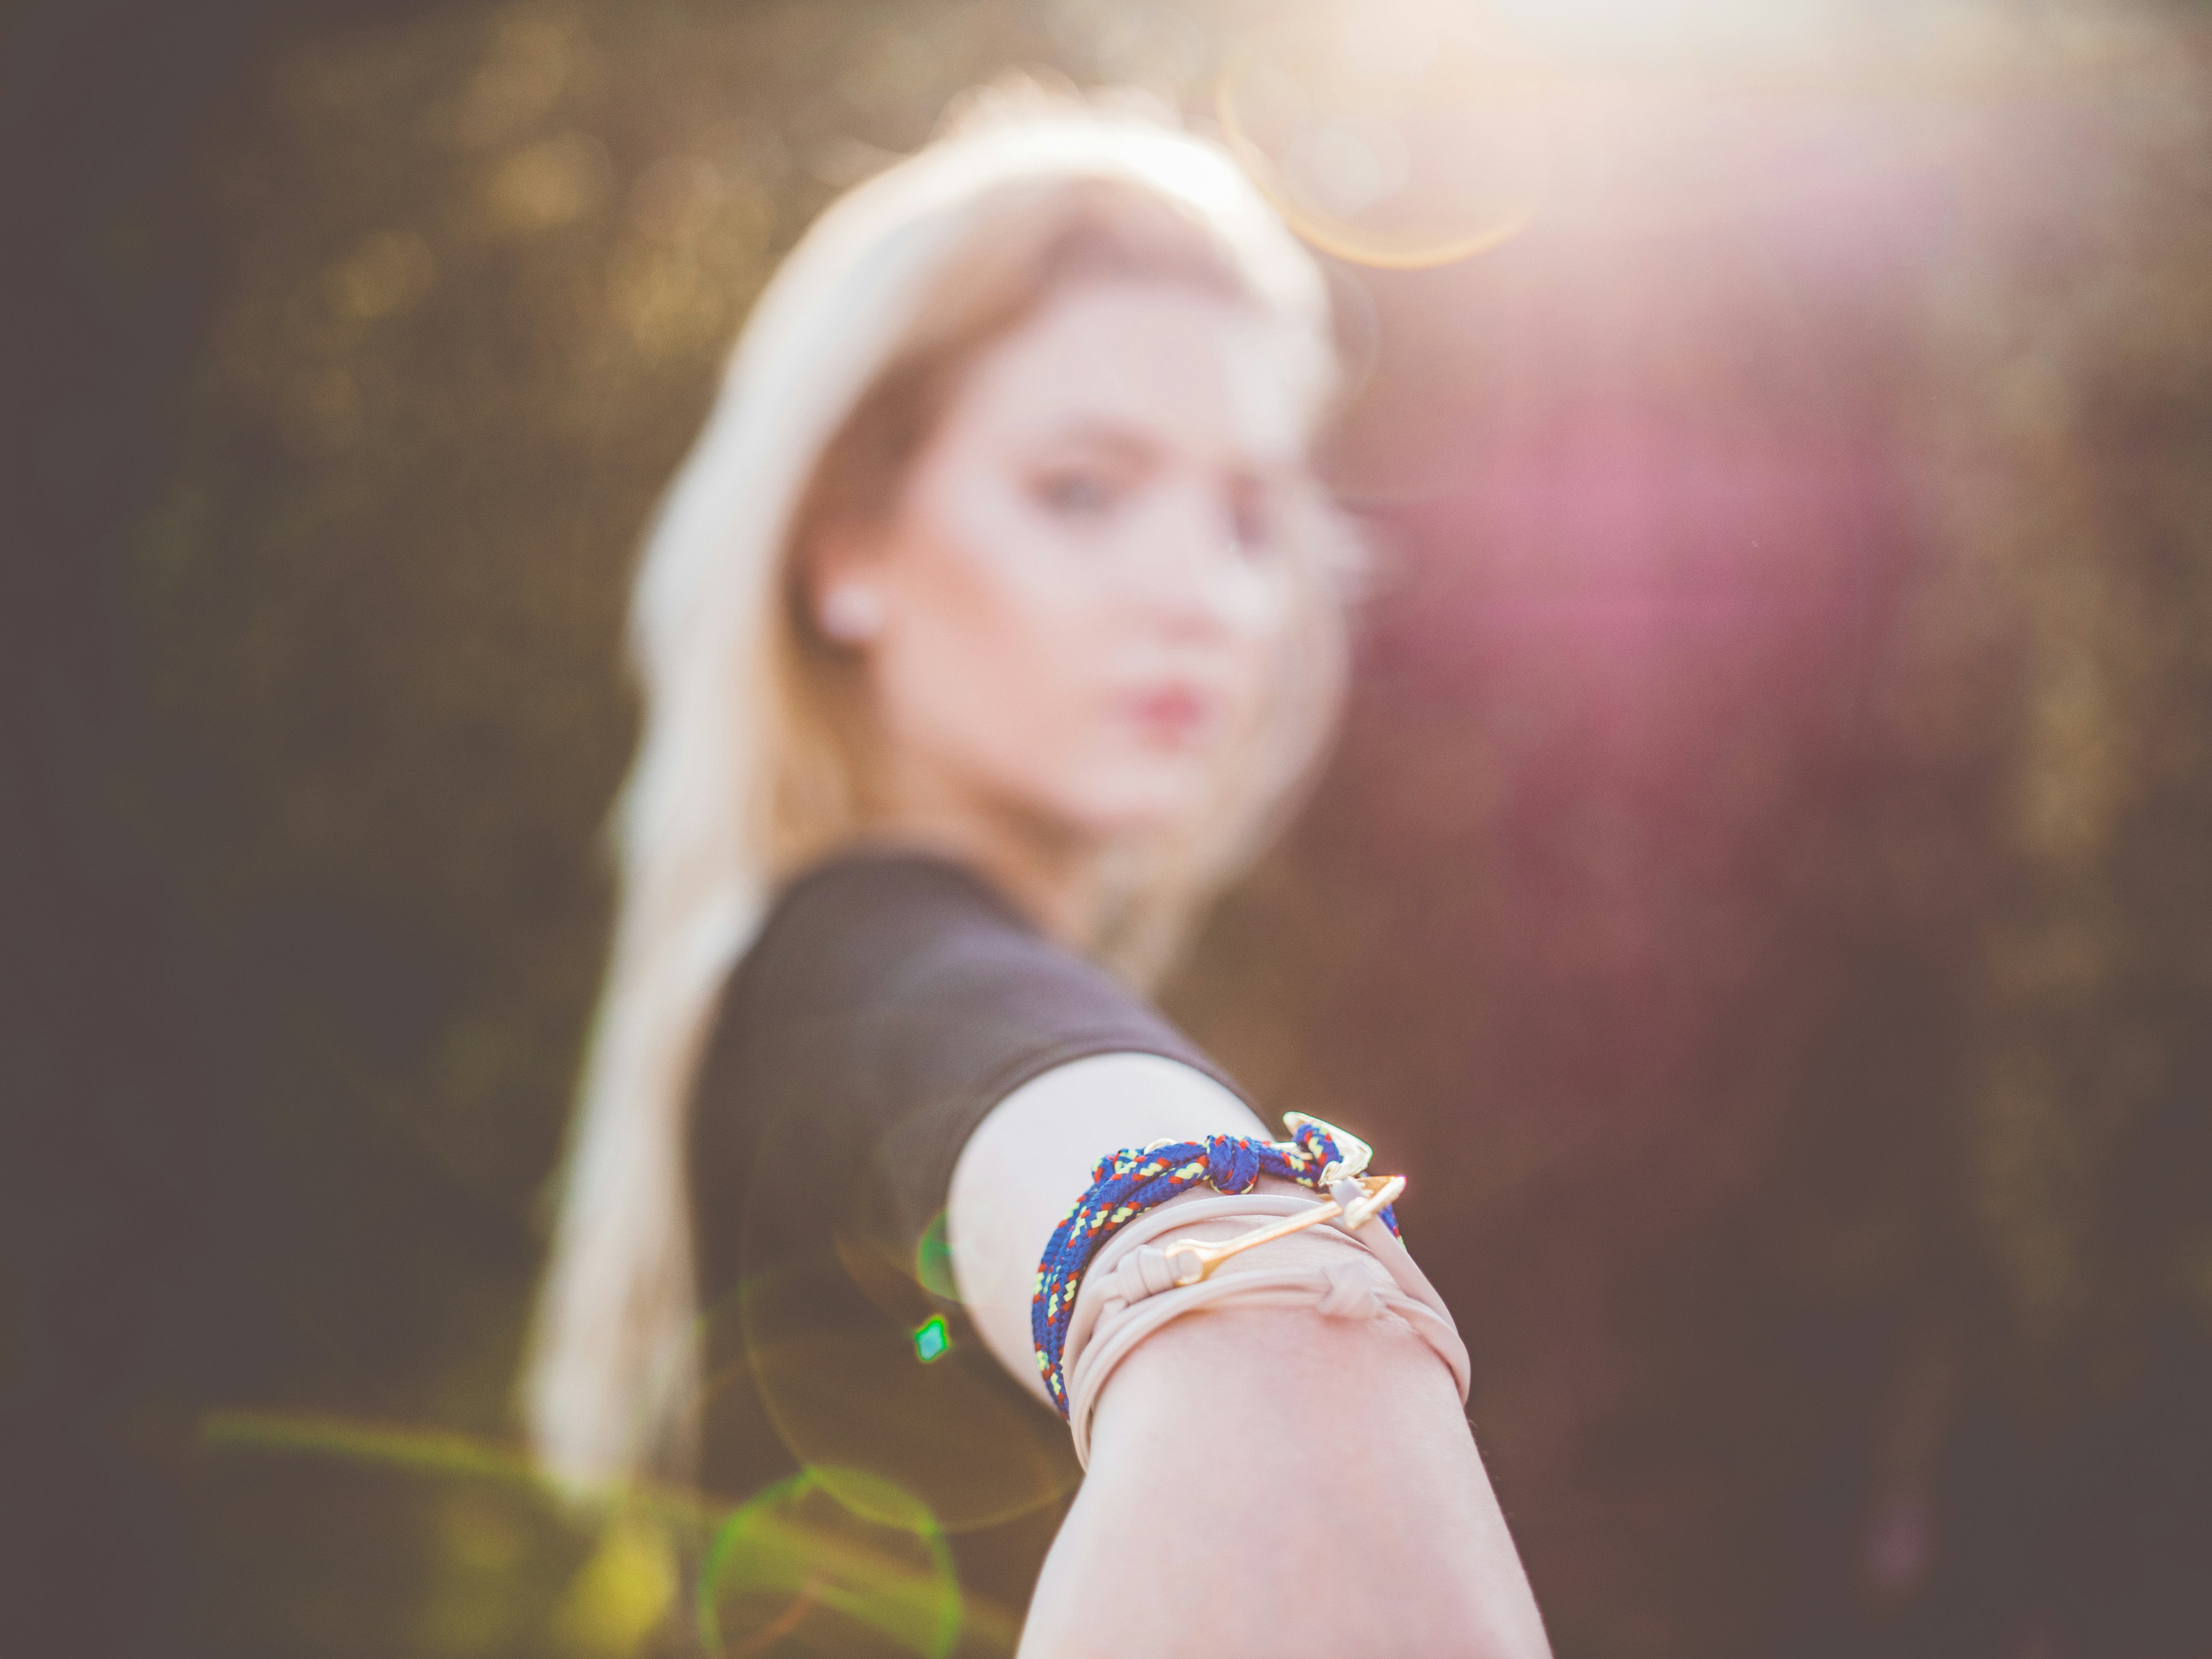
[525,90,1548,1657]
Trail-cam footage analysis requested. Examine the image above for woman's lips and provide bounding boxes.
[1124,684,1214,746]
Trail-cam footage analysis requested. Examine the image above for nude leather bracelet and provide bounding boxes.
[1059,1193,1473,1467]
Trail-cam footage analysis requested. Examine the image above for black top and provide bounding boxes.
[686,848,1245,1576]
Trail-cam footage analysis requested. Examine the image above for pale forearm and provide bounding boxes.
[949,1056,1549,1659]
[1018,1231,1550,1659]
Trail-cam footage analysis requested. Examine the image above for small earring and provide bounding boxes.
[817,582,885,644]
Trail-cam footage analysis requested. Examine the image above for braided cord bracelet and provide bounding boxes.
[1030,1113,1402,1418]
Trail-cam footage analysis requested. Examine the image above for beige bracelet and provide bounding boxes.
[1060,1193,1472,1467]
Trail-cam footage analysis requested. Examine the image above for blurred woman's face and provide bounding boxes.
[825,278,1315,856]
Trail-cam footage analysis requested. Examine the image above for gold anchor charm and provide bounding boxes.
[1126,1115,1401,1288]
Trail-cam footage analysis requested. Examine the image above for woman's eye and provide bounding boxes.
[1034,470,1121,519]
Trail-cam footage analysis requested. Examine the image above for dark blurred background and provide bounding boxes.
[5,0,2209,1654]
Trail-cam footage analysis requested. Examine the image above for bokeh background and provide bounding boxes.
[6,0,2211,1654]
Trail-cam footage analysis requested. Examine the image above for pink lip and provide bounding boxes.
[1125,684,1214,745]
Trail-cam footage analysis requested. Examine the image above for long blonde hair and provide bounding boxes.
[524,91,1356,1489]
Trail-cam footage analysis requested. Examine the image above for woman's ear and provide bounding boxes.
[807,518,890,647]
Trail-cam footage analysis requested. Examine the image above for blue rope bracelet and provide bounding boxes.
[1030,1114,1400,1418]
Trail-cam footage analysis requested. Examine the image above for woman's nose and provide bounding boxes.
[1127,489,1256,634]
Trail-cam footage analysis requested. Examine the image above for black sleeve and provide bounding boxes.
[692,848,1245,1274]
[685,849,1246,1527]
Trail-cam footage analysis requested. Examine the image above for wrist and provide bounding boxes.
[1022,1282,1541,1659]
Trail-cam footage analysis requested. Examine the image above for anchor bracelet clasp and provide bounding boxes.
[1159,1173,1407,1288]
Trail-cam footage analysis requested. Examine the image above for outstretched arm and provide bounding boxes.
[949,1054,1551,1659]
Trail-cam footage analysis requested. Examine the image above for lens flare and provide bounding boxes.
[739,1256,1081,1532]
[697,1467,960,1659]
[913,1210,960,1300]
[911,1316,951,1363]
[1217,10,1555,269]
